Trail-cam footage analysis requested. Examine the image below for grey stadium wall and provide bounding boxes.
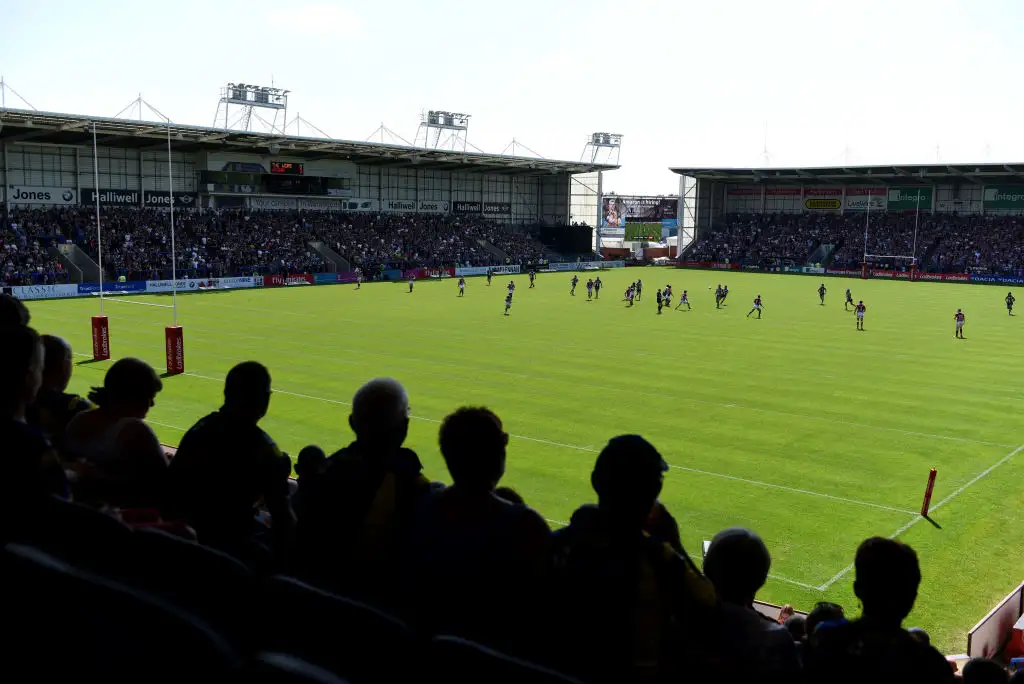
[0,141,573,226]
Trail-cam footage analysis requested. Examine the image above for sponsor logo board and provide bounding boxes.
[483,202,512,215]
[417,200,449,214]
[380,199,417,213]
[887,187,933,211]
[983,186,1024,209]
[10,284,81,300]
[7,185,77,205]
[805,198,841,210]
[145,279,201,293]
[843,188,887,212]
[78,281,147,294]
[453,201,481,214]
[455,265,521,276]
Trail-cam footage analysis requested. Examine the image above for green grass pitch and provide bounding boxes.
[26,267,1023,654]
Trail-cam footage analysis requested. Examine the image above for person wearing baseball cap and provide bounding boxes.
[543,435,718,683]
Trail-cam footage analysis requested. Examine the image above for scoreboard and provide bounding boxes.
[270,161,304,175]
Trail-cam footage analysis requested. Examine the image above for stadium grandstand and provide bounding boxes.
[1,107,612,285]
[671,164,1024,282]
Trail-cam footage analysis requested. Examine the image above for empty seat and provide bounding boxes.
[430,635,587,684]
[1,496,134,575]
[1,543,240,683]
[128,526,257,647]
[260,575,416,683]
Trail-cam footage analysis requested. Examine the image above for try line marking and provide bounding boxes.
[818,442,1024,592]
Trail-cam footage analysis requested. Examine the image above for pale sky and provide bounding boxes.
[2,0,1023,194]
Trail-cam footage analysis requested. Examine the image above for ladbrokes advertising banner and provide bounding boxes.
[844,188,887,211]
[804,188,843,211]
[602,196,678,227]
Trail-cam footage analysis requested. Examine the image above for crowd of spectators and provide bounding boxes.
[687,212,1024,275]
[1,206,549,284]
[3,292,1020,681]
[0,205,70,285]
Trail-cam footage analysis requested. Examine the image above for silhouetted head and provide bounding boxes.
[295,445,327,479]
[88,358,162,419]
[806,601,845,636]
[784,614,807,642]
[591,435,667,529]
[349,377,410,450]
[907,627,930,645]
[962,658,1010,684]
[0,325,43,416]
[703,527,771,606]
[40,335,73,392]
[224,361,272,422]
[853,537,921,624]
[439,406,508,491]
[0,294,30,326]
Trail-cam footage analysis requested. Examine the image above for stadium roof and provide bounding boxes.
[669,163,1024,185]
[0,107,617,176]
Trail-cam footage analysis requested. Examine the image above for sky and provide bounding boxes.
[2,0,1024,195]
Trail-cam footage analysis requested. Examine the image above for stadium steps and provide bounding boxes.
[54,243,99,283]
[478,239,507,263]
[807,242,835,266]
[308,241,350,272]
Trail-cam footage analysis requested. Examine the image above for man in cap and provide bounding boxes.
[543,435,718,683]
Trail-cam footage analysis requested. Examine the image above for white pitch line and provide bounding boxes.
[667,464,920,516]
[104,298,175,308]
[818,442,1024,592]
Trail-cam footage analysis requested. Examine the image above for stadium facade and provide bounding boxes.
[0,107,615,232]
[673,163,1024,238]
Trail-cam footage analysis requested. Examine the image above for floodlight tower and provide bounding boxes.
[581,132,622,165]
[213,83,289,133]
[415,110,471,151]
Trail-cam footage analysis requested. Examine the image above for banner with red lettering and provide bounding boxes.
[403,268,457,279]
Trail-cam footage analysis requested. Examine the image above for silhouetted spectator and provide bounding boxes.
[27,335,92,455]
[543,435,717,683]
[806,601,846,638]
[406,407,550,647]
[165,361,293,551]
[494,486,525,505]
[294,377,432,605]
[908,627,931,646]
[0,293,30,326]
[785,614,807,642]
[963,659,1010,684]
[805,537,954,683]
[65,357,166,509]
[0,324,69,509]
[291,444,327,518]
[703,527,800,675]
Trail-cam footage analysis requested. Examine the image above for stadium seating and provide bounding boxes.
[688,212,1024,275]
[1,206,550,284]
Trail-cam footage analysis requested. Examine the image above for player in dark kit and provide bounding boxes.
[855,301,866,330]
[747,295,763,319]
[570,275,579,296]
[1006,292,1015,315]
[529,270,536,288]
[458,277,466,296]
[676,289,691,310]
[656,287,663,314]
[408,276,415,293]
[715,284,724,308]
[845,288,854,310]
[594,277,602,299]
[487,268,493,286]
[586,278,594,300]
[722,284,730,304]
[635,279,643,301]
[954,309,965,338]
[818,283,827,305]
[504,291,513,316]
